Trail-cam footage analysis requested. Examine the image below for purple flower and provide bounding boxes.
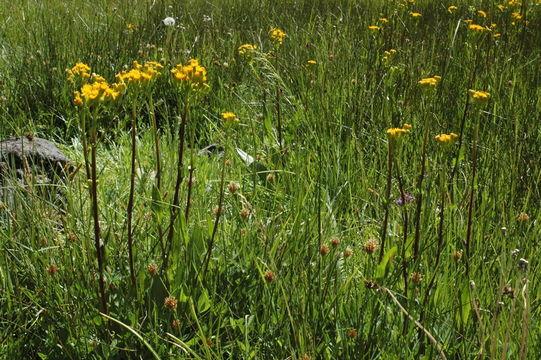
[396,194,414,205]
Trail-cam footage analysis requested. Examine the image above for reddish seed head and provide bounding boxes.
[330,237,341,247]
[452,251,462,260]
[264,270,276,282]
[240,208,250,218]
[172,319,181,330]
[517,212,529,222]
[410,272,424,285]
[148,264,158,276]
[46,264,59,275]
[347,328,357,338]
[228,181,240,193]
[319,244,330,256]
[343,248,353,257]
[364,279,378,289]
[362,239,378,255]
[164,296,178,310]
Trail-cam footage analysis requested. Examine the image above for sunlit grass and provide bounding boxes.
[1,0,540,359]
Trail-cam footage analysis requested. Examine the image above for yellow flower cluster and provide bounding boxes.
[469,24,489,32]
[469,89,491,105]
[221,111,239,127]
[477,10,488,18]
[74,80,124,106]
[269,28,286,45]
[435,133,459,143]
[418,75,441,88]
[512,12,522,19]
[238,44,258,57]
[171,59,208,89]
[387,124,411,138]
[383,49,397,65]
[67,62,91,82]
[116,61,163,84]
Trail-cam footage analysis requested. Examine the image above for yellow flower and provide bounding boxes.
[238,43,257,57]
[512,11,522,19]
[435,133,459,143]
[77,80,122,105]
[382,49,397,65]
[418,75,441,88]
[494,33,502,38]
[116,61,163,85]
[410,12,422,18]
[508,0,521,6]
[171,59,208,89]
[497,4,505,10]
[368,25,380,31]
[221,112,239,127]
[126,24,134,30]
[464,19,473,24]
[469,89,490,105]
[469,24,489,32]
[379,17,389,23]
[269,27,286,45]
[477,10,488,18]
[403,123,412,130]
[307,60,317,65]
[67,62,91,82]
[448,5,458,13]
[73,91,83,106]
[387,127,409,137]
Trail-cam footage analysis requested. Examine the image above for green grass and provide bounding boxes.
[1,0,540,358]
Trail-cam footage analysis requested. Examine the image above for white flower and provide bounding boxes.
[163,17,175,27]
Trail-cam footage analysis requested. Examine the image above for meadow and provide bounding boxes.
[0,0,540,358]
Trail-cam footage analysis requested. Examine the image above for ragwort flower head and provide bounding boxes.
[171,59,208,90]
[238,44,257,56]
[116,61,163,85]
[386,127,409,138]
[76,79,123,106]
[435,133,459,144]
[67,62,91,82]
[269,27,286,45]
[238,44,258,62]
[448,5,458,13]
[418,75,441,93]
[221,111,239,128]
[469,89,490,105]
[469,24,489,32]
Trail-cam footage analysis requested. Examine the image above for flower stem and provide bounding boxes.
[201,145,227,280]
[89,119,108,314]
[379,138,394,262]
[127,103,137,289]
[164,99,189,271]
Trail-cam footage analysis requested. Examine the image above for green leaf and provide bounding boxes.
[197,290,211,313]
[375,246,397,280]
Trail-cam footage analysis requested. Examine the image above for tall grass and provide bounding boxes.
[1,0,540,358]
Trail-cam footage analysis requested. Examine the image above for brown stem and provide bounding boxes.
[465,117,479,277]
[379,138,394,262]
[201,146,227,279]
[163,100,189,271]
[90,129,108,314]
[127,104,137,289]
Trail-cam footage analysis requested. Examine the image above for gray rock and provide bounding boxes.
[0,136,71,180]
